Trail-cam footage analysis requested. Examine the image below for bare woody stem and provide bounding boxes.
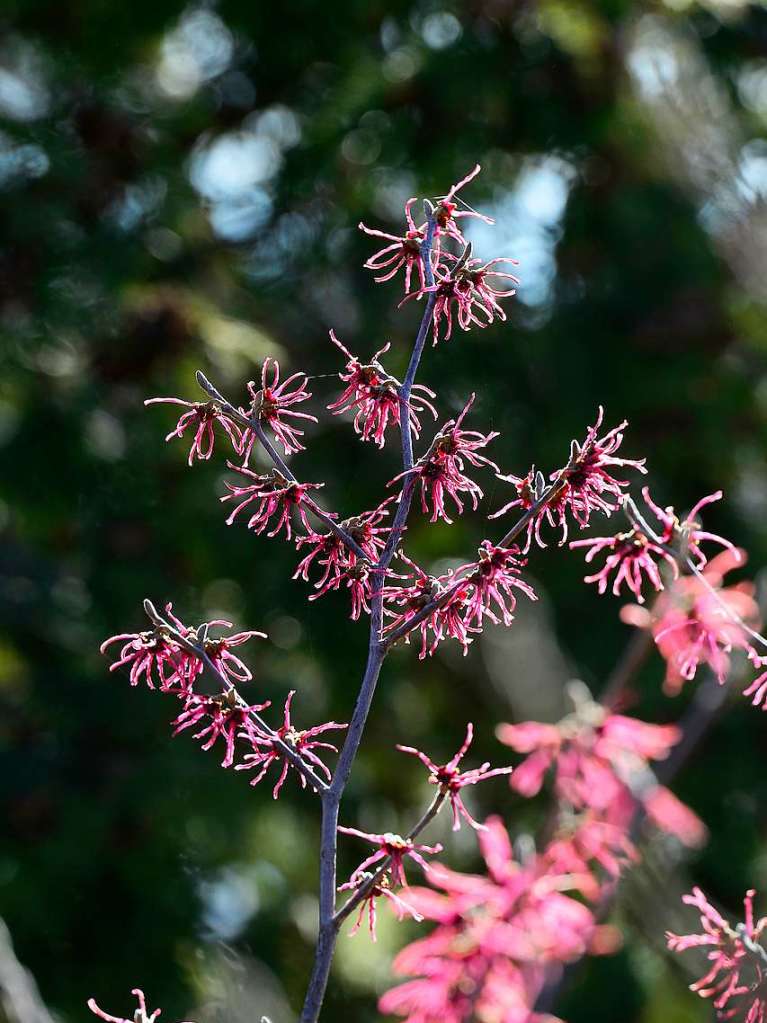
[195,371,369,562]
[334,786,448,927]
[143,600,328,794]
[300,212,439,1023]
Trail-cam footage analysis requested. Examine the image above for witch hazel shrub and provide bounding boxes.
[97,165,767,1023]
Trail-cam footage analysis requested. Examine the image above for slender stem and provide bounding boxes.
[334,787,447,927]
[299,213,440,1023]
[195,372,369,561]
[143,600,328,793]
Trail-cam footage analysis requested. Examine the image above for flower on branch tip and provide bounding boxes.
[222,464,323,541]
[235,690,347,796]
[338,870,424,940]
[388,395,498,524]
[667,886,767,1022]
[327,330,437,448]
[238,357,317,459]
[100,604,198,691]
[338,826,443,888]
[397,723,513,831]
[457,541,537,629]
[489,466,567,551]
[144,398,241,466]
[88,989,194,1023]
[431,164,494,246]
[172,689,269,768]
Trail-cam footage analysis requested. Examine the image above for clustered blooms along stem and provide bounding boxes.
[96,164,767,1023]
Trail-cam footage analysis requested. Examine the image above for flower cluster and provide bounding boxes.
[383,542,536,659]
[389,395,499,524]
[380,817,616,1023]
[101,606,344,797]
[328,331,437,448]
[239,357,318,458]
[667,887,767,1022]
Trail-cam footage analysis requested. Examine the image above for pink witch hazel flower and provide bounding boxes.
[238,356,317,459]
[200,621,267,684]
[458,541,537,629]
[397,723,514,831]
[413,252,520,343]
[338,826,443,888]
[382,551,478,658]
[144,397,241,467]
[570,486,740,604]
[327,331,437,448]
[389,394,499,524]
[235,691,347,796]
[429,163,494,248]
[338,870,424,941]
[100,603,198,691]
[222,464,323,541]
[88,989,195,1023]
[172,689,270,768]
[490,408,646,546]
[358,198,427,294]
[667,886,767,1022]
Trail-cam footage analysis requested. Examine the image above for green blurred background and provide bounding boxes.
[2,0,767,1020]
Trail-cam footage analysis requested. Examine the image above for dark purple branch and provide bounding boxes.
[299,213,439,1023]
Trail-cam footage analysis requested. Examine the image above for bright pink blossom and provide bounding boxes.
[667,886,767,1022]
[172,690,269,768]
[458,541,537,629]
[338,871,424,940]
[235,691,347,796]
[410,256,519,343]
[429,164,494,247]
[489,466,569,551]
[88,989,194,1023]
[358,199,427,294]
[397,723,514,831]
[338,827,443,888]
[327,331,437,448]
[201,622,267,684]
[539,407,650,540]
[238,357,317,458]
[389,396,499,524]
[570,526,677,604]
[382,554,478,658]
[100,604,197,691]
[222,464,323,540]
[144,398,241,466]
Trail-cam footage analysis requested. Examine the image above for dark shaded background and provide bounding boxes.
[3,1,767,1020]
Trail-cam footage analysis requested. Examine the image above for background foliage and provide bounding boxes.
[3,0,767,1020]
